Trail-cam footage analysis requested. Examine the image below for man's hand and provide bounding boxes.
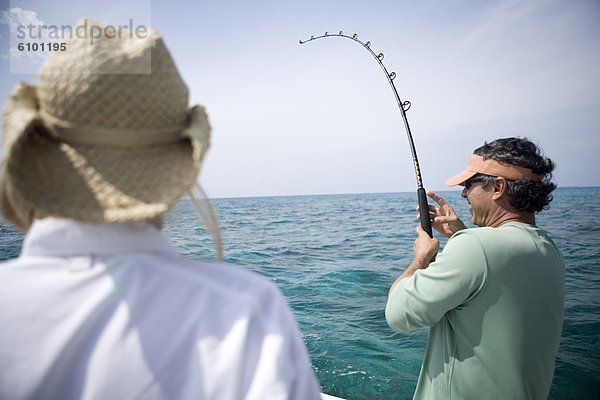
[419,191,467,238]
[413,225,439,264]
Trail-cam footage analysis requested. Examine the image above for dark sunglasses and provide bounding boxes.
[464,176,494,189]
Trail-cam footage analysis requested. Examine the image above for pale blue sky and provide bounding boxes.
[1,0,599,198]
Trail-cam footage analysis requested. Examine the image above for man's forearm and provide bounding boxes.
[388,256,431,297]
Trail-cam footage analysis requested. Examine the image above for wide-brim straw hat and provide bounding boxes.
[1,19,210,223]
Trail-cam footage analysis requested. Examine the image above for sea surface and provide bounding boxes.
[1,187,599,399]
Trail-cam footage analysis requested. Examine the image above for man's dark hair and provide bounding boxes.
[473,137,556,213]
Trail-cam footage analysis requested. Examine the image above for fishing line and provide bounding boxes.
[300,31,433,237]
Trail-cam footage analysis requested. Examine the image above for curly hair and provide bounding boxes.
[473,137,556,213]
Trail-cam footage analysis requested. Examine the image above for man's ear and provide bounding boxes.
[492,177,509,200]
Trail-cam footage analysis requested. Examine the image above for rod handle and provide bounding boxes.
[417,187,433,237]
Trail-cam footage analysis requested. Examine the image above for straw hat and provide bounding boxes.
[1,19,210,223]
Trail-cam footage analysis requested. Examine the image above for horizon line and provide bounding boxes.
[193,185,599,201]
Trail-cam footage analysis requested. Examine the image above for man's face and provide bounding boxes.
[461,177,496,227]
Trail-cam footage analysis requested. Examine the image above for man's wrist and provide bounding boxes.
[412,253,434,268]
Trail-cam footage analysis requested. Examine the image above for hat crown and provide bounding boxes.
[36,19,189,134]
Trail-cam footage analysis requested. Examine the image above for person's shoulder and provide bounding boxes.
[186,259,277,293]
[451,225,509,243]
[0,259,21,275]
[153,255,284,306]
[0,255,55,272]
[444,228,496,265]
[448,227,489,246]
[453,222,540,240]
[449,223,547,257]
[161,258,295,332]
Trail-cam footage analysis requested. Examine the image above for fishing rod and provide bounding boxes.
[299,31,433,237]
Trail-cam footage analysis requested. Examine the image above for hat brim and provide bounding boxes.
[2,83,210,223]
[444,169,478,187]
[6,128,203,223]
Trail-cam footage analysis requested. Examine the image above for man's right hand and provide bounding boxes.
[420,191,467,237]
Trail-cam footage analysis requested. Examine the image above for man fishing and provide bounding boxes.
[386,137,565,399]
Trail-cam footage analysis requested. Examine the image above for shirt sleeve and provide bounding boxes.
[385,230,487,331]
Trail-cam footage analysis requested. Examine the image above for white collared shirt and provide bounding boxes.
[0,218,321,400]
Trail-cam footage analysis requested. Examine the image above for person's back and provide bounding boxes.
[0,19,321,400]
[0,218,318,399]
[402,222,564,399]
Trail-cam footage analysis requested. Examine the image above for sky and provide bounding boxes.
[0,0,599,198]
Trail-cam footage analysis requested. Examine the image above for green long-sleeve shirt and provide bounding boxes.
[386,222,564,400]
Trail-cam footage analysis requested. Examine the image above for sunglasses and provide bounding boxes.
[464,176,493,189]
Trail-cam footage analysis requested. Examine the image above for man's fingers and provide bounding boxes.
[415,225,427,236]
[434,216,455,224]
[417,209,441,221]
[427,191,447,207]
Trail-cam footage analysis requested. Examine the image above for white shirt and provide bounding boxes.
[0,218,321,400]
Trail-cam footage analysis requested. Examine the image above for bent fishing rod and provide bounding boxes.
[299,31,433,237]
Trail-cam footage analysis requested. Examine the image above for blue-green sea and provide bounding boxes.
[1,187,598,399]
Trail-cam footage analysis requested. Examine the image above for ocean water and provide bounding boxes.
[1,187,599,399]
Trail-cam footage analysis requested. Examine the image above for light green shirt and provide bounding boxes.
[386,222,564,400]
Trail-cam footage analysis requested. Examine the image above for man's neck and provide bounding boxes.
[487,210,535,228]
